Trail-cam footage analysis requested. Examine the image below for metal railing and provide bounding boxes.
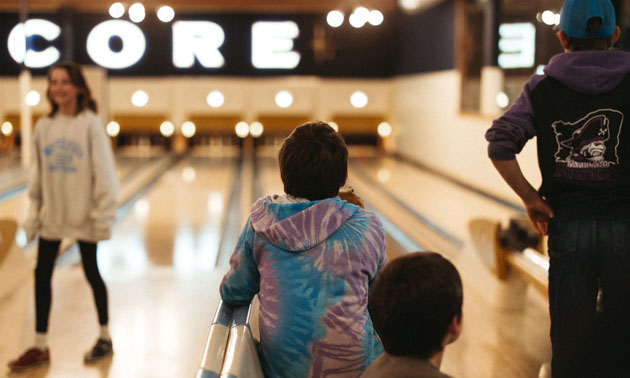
[196,299,263,378]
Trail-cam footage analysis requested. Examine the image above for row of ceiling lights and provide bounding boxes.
[107,3,560,31]
[2,118,392,139]
[108,2,383,28]
[326,7,384,28]
[109,2,175,23]
[20,88,371,110]
[130,89,370,109]
[103,119,392,139]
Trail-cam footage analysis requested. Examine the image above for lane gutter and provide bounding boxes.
[351,162,464,249]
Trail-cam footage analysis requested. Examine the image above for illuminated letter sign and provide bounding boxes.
[86,20,146,69]
[8,19,61,68]
[3,17,306,72]
[251,21,300,69]
[497,23,536,69]
[172,21,225,68]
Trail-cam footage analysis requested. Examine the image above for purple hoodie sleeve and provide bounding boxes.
[485,75,546,160]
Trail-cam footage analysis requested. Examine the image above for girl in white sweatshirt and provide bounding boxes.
[8,61,119,372]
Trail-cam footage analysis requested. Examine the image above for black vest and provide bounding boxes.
[530,74,630,219]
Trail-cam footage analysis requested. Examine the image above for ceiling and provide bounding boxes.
[0,0,399,13]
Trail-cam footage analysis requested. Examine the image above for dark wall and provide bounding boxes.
[392,0,457,75]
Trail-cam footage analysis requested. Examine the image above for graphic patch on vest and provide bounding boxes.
[552,109,623,181]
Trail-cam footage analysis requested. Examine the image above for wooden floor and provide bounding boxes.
[0,146,551,378]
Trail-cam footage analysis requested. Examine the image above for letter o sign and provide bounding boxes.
[86,20,146,69]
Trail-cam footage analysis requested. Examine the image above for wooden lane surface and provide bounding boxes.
[0,153,237,378]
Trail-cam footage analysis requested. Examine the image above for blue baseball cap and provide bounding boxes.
[558,0,616,38]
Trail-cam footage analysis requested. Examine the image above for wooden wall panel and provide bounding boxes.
[113,114,167,133]
[188,115,242,133]
[256,115,311,135]
[332,115,384,134]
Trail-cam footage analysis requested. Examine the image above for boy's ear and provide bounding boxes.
[557,30,571,52]
[445,315,462,346]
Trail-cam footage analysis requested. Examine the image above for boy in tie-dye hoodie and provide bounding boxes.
[220,121,387,378]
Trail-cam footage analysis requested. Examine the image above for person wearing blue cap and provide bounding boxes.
[485,0,630,376]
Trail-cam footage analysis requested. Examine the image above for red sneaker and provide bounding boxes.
[7,347,50,371]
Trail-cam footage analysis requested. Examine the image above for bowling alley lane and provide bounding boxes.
[349,154,524,246]
[348,152,551,378]
[0,151,238,378]
[1,143,552,378]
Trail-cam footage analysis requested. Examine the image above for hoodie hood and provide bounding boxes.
[249,196,359,252]
[544,50,630,95]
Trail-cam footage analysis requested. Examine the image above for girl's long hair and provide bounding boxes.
[47,61,98,116]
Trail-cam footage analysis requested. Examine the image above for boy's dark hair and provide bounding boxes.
[47,61,98,116]
[368,252,463,359]
[278,121,348,200]
[565,17,616,51]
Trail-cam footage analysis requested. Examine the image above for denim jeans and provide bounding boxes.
[547,218,630,378]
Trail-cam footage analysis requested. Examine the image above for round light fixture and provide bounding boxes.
[377,122,392,137]
[249,121,264,138]
[350,7,369,28]
[350,91,368,108]
[181,121,196,138]
[25,90,41,107]
[131,89,149,107]
[235,121,249,138]
[109,2,125,18]
[206,90,225,108]
[106,121,120,137]
[496,91,510,108]
[368,10,384,26]
[129,3,146,23]
[541,10,557,26]
[1,121,13,136]
[157,5,175,23]
[275,90,293,108]
[160,121,175,137]
[327,10,344,27]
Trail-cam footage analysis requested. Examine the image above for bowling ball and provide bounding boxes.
[499,217,541,252]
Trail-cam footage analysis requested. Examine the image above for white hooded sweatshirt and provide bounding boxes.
[24,110,119,243]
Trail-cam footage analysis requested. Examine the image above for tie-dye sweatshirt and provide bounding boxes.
[220,195,387,378]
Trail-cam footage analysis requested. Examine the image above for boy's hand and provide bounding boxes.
[524,195,554,236]
[339,187,365,209]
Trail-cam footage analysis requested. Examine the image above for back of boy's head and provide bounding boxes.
[368,252,463,360]
[559,0,617,50]
[278,121,348,200]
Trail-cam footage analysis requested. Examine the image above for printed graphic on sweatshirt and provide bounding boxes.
[43,138,84,173]
[552,109,623,181]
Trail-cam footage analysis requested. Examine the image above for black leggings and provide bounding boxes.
[35,238,109,333]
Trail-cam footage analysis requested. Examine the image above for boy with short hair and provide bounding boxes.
[485,0,630,376]
[220,121,387,378]
[363,252,462,378]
